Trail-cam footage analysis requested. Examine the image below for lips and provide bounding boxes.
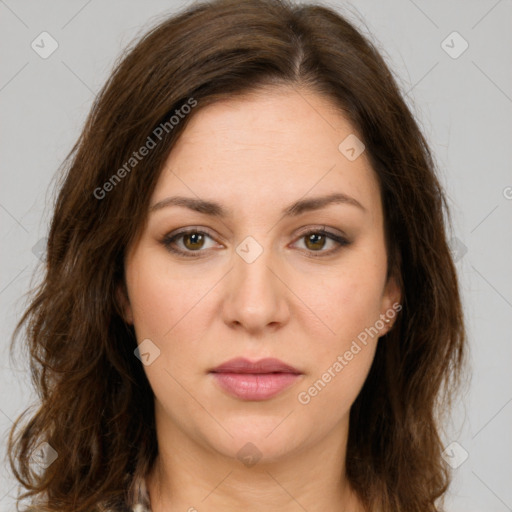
[210,357,301,374]
[209,357,302,401]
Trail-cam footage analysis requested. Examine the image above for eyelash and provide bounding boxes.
[161,227,350,259]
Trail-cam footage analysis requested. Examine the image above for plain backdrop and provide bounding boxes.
[1,1,511,510]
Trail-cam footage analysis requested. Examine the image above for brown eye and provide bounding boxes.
[162,229,219,257]
[293,229,350,257]
[182,232,206,250]
[162,227,350,259]
[304,232,327,251]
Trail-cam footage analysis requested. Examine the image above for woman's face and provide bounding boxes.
[123,86,400,464]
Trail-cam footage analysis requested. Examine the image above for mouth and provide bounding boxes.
[209,357,302,401]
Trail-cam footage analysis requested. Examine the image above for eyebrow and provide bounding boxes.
[150,192,366,217]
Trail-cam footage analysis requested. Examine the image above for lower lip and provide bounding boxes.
[211,372,301,401]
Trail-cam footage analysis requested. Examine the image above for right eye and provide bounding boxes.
[161,228,221,257]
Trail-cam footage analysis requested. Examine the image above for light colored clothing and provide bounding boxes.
[128,473,152,512]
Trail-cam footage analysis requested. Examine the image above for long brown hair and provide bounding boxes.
[8,1,469,510]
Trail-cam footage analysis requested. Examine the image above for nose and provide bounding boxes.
[221,240,290,335]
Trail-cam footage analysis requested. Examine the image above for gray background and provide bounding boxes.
[1,0,511,510]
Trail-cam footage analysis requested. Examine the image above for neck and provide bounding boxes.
[146,412,363,512]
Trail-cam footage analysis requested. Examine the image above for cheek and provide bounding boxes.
[303,255,386,344]
[294,267,383,407]
[292,250,386,410]
[126,248,210,340]
[296,341,376,421]
[126,266,174,340]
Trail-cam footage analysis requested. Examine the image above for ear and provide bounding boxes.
[378,273,402,336]
[116,281,134,325]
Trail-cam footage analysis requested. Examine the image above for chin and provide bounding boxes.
[202,415,307,465]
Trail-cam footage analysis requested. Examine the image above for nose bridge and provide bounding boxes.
[223,233,289,331]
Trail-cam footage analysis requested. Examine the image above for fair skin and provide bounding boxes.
[123,85,401,512]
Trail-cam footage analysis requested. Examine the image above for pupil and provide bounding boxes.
[307,233,325,250]
[185,232,203,249]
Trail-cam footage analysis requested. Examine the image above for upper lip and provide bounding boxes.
[210,357,301,374]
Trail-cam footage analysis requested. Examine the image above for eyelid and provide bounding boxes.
[161,227,223,255]
[293,224,348,240]
[290,225,350,257]
[161,225,350,258]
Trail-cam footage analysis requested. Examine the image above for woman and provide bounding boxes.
[8,0,468,511]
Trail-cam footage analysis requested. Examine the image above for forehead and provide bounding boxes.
[154,86,381,223]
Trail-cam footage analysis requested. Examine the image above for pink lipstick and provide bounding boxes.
[209,357,302,401]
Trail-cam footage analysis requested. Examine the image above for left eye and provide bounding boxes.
[292,230,348,254]
[161,228,349,258]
